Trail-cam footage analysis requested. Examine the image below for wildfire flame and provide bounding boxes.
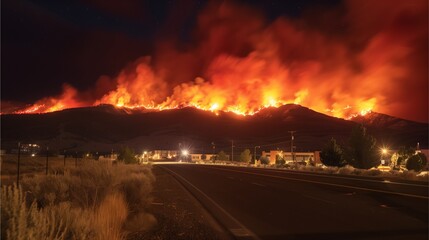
[2,0,427,122]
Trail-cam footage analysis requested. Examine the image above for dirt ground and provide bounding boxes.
[128,166,231,240]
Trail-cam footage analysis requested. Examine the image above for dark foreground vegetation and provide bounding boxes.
[1,161,155,240]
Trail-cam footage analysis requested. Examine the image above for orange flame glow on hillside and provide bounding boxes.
[2,0,427,122]
[8,54,376,118]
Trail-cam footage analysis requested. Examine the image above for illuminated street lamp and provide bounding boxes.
[181,149,189,162]
[380,147,389,165]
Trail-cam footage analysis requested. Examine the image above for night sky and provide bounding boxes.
[2,0,428,122]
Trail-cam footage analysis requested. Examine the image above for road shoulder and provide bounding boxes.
[128,166,231,240]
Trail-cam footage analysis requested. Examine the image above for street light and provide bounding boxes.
[254,146,260,164]
[380,147,389,165]
[181,149,189,162]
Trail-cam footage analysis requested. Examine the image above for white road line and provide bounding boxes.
[258,168,428,188]
[205,166,428,188]
[209,167,429,200]
[162,167,260,240]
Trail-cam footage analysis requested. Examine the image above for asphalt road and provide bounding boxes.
[158,164,428,240]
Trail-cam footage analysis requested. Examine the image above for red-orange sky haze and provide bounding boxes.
[2,0,428,122]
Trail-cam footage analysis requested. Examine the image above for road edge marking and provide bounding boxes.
[208,166,429,200]
[160,166,261,240]
[203,164,428,188]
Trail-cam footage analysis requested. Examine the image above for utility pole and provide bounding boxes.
[254,146,260,164]
[46,146,49,175]
[178,143,182,161]
[211,142,215,161]
[17,142,21,186]
[289,131,296,165]
[231,140,234,162]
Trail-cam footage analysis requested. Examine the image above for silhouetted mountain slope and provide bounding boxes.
[1,104,427,152]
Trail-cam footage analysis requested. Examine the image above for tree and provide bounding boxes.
[390,153,400,169]
[391,146,415,169]
[217,151,228,161]
[275,154,285,165]
[346,125,380,169]
[406,153,427,172]
[260,156,270,165]
[117,146,138,164]
[240,149,252,163]
[320,138,346,167]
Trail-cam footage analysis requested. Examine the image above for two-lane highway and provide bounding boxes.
[159,164,428,240]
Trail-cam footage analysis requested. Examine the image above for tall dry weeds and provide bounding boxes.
[1,161,155,240]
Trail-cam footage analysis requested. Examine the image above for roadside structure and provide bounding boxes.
[261,150,321,165]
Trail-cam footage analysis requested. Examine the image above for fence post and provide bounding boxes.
[46,146,49,175]
[17,142,21,186]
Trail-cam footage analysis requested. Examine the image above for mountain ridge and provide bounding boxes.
[1,104,427,152]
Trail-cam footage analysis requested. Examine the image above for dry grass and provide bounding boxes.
[1,154,70,175]
[1,161,156,240]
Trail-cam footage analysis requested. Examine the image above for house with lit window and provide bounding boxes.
[149,150,178,160]
[261,150,321,165]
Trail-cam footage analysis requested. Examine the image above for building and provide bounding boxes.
[11,143,41,155]
[147,150,178,160]
[190,153,217,162]
[261,150,321,165]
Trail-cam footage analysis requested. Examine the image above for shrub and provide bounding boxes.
[406,153,427,172]
[260,156,270,165]
[337,165,355,175]
[320,138,346,167]
[275,155,285,165]
[2,161,155,240]
[117,147,138,164]
[2,184,80,240]
[239,149,251,163]
[217,151,228,161]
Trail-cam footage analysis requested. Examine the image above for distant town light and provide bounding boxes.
[181,150,189,156]
[381,148,388,155]
[31,153,35,157]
